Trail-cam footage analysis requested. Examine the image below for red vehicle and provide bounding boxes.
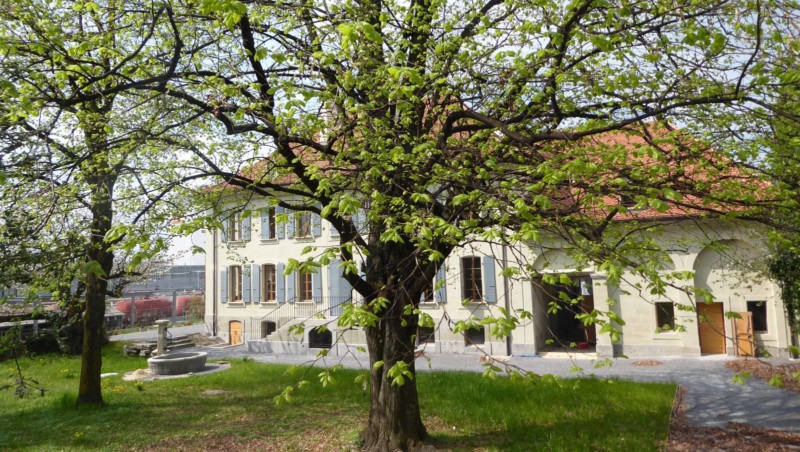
[115,293,203,325]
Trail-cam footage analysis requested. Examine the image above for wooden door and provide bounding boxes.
[229,320,242,345]
[734,312,754,357]
[697,303,726,354]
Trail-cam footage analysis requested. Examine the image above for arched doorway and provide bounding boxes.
[693,240,766,355]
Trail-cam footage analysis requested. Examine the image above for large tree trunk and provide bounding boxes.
[76,116,116,407]
[361,306,427,450]
[359,245,429,450]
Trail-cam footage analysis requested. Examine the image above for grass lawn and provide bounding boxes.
[1,343,675,451]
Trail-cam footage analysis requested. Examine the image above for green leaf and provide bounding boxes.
[83,260,107,277]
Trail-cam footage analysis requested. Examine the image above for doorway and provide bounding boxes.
[229,320,243,345]
[542,276,595,350]
[697,303,725,354]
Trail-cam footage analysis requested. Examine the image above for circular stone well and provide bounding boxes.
[148,351,208,375]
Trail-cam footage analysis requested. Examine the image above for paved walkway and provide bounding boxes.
[112,327,800,433]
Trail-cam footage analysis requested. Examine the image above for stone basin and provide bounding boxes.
[147,351,208,375]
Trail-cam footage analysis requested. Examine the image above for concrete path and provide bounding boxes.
[111,327,800,433]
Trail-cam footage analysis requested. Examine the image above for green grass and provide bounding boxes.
[0,344,674,451]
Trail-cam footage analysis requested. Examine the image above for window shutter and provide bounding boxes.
[242,216,251,241]
[243,266,251,303]
[276,207,285,239]
[221,218,228,243]
[353,210,363,235]
[434,264,448,303]
[312,271,322,302]
[483,256,497,303]
[251,264,260,303]
[277,263,286,302]
[287,269,296,303]
[330,220,340,238]
[261,211,272,240]
[312,214,322,237]
[287,210,295,238]
[220,268,228,303]
[328,260,340,299]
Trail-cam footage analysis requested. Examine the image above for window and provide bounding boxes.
[417,326,435,344]
[261,321,277,338]
[230,265,243,301]
[295,212,312,238]
[309,327,332,348]
[298,272,313,301]
[228,214,242,241]
[462,257,483,302]
[655,302,675,331]
[262,208,276,240]
[747,301,768,332]
[464,326,485,345]
[262,264,276,302]
[420,283,434,303]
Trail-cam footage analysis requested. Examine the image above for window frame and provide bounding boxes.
[747,301,768,333]
[230,265,243,302]
[262,264,277,302]
[298,272,313,301]
[228,213,242,242]
[295,212,313,238]
[265,207,276,239]
[461,257,483,302]
[655,301,675,332]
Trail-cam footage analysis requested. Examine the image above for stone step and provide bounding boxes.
[167,342,196,352]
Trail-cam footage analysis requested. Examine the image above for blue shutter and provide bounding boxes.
[276,207,285,239]
[353,210,363,235]
[312,213,322,237]
[312,271,322,302]
[287,210,296,238]
[328,260,340,298]
[251,264,260,303]
[260,211,272,240]
[242,216,251,241]
[435,264,447,303]
[287,269,296,303]
[483,256,497,303]
[277,263,286,303]
[220,268,228,303]
[243,266,251,303]
[330,220,340,238]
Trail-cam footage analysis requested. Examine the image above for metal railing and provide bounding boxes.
[247,296,353,341]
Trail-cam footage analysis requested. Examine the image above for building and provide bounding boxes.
[203,131,795,358]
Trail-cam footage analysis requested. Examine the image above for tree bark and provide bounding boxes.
[361,306,427,451]
[359,245,430,451]
[76,115,116,407]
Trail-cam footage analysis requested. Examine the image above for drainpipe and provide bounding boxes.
[212,229,218,337]
[503,243,512,356]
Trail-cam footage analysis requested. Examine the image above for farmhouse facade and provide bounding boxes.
[203,201,794,358]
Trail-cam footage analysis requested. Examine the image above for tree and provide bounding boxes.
[0,1,199,406]
[118,0,799,448]
[6,0,799,448]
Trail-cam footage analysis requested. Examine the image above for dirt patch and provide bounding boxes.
[631,360,663,367]
[186,333,225,346]
[669,386,800,451]
[725,359,800,393]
